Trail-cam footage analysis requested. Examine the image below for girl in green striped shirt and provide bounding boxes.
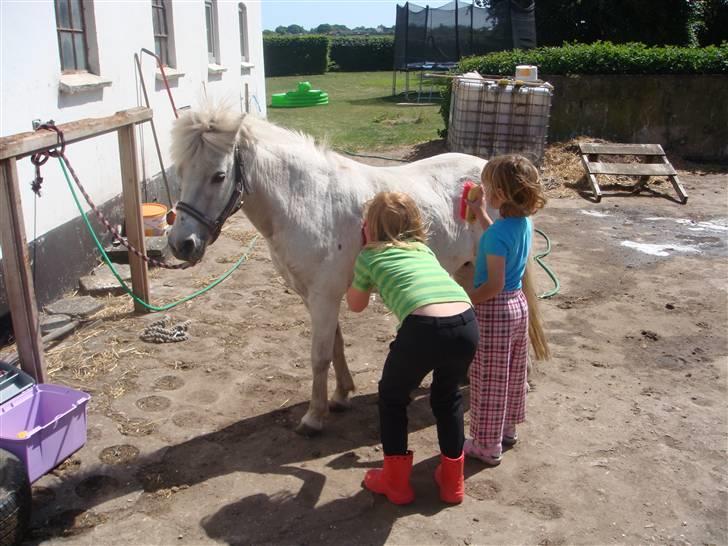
[347,191,478,505]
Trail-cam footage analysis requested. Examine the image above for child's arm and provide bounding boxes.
[468,254,505,304]
[348,248,373,312]
[347,286,371,312]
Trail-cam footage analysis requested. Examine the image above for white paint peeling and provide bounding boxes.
[620,241,701,257]
[644,217,728,232]
[580,210,611,218]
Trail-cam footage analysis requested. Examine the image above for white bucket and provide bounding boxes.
[515,65,539,82]
[142,203,168,236]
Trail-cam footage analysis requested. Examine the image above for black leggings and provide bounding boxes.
[378,308,478,458]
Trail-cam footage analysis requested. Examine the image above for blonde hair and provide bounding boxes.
[482,155,546,217]
[364,191,428,249]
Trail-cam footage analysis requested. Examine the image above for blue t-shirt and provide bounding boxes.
[474,217,532,291]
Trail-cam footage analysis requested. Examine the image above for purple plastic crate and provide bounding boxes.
[0,383,90,483]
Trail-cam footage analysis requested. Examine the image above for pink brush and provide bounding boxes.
[460,180,480,223]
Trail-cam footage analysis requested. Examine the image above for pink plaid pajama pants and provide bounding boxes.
[469,289,529,448]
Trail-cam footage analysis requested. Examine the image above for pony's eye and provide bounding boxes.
[212,172,225,184]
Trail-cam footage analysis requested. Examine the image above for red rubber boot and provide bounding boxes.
[434,452,464,504]
[363,451,415,505]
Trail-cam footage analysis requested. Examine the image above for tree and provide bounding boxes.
[287,24,305,35]
[275,25,288,34]
[697,0,728,45]
[315,23,332,34]
[535,0,700,46]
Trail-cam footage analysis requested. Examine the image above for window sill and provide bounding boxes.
[240,61,255,69]
[156,67,185,81]
[208,63,228,75]
[59,73,112,94]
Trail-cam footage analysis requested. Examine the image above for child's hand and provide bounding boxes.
[466,185,487,219]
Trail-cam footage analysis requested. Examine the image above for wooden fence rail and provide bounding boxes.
[0,107,154,382]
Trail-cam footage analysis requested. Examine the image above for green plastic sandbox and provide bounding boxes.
[271,82,329,108]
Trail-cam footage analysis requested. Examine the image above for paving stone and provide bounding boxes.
[79,264,131,296]
[104,236,171,265]
[45,295,104,318]
[40,313,73,335]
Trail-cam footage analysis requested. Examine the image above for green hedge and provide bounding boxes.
[441,42,728,130]
[329,36,394,71]
[263,35,329,77]
[264,35,394,75]
[458,42,728,76]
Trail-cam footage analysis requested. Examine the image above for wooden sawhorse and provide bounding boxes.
[578,143,688,204]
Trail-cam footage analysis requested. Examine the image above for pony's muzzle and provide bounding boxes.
[168,232,205,264]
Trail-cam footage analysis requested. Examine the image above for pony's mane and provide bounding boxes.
[171,104,332,173]
[171,104,242,172]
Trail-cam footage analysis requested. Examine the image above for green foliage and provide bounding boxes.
[329,36,394,71]
[535,0,702,46]
[458,42,728,76]
[286,24,306,35]
[263,35,330,77]
[264,35,395,75]
[442,42,728,130]
[696,0,728,46]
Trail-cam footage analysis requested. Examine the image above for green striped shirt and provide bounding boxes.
[352,242,470,325]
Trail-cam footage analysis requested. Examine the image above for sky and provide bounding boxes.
[261,0,453,31]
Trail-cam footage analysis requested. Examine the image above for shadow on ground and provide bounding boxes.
[32,388,482,544]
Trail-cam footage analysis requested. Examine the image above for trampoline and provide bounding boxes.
[392,0,536,99]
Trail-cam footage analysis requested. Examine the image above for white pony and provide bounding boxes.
[167,105,547,435]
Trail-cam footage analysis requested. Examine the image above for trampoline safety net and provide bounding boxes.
[394,0,536,70]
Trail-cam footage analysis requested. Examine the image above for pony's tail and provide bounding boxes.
[523,262,550,361]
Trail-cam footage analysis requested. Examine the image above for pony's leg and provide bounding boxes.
[329,323,355,412]
[297,302,338,436]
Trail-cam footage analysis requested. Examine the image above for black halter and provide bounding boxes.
[176,145,249,243]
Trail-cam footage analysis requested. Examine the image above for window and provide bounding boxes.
[151,0,172,66]
[55,0,89,72]
[238,3,249,62]
[204,0,220,64]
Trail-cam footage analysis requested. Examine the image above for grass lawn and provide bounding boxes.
[265,71,445,151]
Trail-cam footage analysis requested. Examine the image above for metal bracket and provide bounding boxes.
[32,119,55,131]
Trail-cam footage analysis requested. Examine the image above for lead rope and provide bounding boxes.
[31,123,189,270]
[140,316,191,343]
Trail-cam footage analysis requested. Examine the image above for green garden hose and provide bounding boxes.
[534,228,560,298]
[59,158,257,312]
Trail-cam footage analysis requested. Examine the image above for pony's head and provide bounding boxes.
[167,105,246,263]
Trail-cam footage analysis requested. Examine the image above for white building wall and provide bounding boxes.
[0,0,267,248]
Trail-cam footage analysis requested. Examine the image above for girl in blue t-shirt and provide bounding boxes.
[465,155,546,465]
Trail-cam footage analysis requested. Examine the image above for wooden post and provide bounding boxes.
[0,158,46,382]
[117,125,150,313]
[584,153,602,203]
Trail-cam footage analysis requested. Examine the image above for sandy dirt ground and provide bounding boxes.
[13,147,727,546]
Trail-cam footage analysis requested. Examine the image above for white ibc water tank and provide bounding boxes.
[447,75,554,165]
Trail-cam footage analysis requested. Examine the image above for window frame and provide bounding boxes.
[55,0,90,73]
[151,0,177,68]
[204,0,220,64]
[238,2,249,63]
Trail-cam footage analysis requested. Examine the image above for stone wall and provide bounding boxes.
[545,75,728,162]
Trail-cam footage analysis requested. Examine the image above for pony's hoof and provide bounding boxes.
[295,422,322,437]
[329,400,351,413]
